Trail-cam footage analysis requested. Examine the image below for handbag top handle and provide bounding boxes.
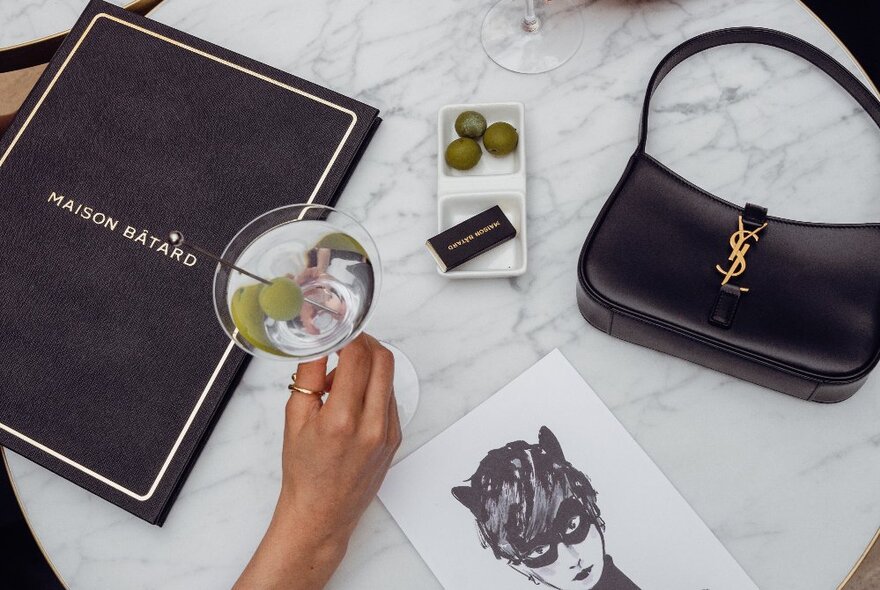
[637,27,880,154]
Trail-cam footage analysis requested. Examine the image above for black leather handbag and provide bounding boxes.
[578,27,880,403]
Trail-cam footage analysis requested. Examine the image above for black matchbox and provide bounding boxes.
[0,0,380,525]
[426,205,517,272]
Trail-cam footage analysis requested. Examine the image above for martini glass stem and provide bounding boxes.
[481,0,583,74]
[522,0,540,32]
[184,241,271,285]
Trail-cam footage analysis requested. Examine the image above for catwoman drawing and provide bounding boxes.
[452,426,641,590]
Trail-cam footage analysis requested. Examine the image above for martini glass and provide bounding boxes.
[211,204,418,428]
[481,0,584,74]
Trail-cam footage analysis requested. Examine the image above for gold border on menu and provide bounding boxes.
[0,13,358,502]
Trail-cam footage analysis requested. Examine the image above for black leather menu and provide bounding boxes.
[0,0,380,524]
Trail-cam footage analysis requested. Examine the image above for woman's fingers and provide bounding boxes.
[323,334,372,423]
[367,396,402,493]
[302,335,398,452]
[387,389,402,452]
[362,336,395,428]
[286,356,328,430]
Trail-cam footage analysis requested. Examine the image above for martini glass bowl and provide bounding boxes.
[213,203,418,427]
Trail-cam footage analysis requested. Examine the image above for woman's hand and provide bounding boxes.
[234,333,401,590]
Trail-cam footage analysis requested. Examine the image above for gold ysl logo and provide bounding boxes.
[715,215,767,292]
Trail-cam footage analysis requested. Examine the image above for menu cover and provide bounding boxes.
[0,0,380,524]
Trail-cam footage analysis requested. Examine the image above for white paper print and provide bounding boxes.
[379,350,758,590]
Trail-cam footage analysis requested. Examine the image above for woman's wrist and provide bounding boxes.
[271,494,351,563]
[233,496,349,590]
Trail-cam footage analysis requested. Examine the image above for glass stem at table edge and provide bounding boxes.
[169,231,341,317]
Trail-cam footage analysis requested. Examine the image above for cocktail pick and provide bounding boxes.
[168,231,340,316]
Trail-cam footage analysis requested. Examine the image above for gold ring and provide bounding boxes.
[289,373,323,396]
[288,383,322,396]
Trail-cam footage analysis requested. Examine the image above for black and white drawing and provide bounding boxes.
[452,426,639,590]
[378,350,759,590]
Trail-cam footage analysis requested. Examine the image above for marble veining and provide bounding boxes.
[4,0,880,588]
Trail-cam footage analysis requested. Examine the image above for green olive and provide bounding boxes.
[231,284,282,354]
[483,122,519,156]
[258,277,304,321]
[454,111,487,139]
[445,137,482,171]
[315,232,368,257]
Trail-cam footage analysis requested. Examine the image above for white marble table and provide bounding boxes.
[5,0,880,588]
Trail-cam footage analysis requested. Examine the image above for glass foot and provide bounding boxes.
[481,0,584,74]
[382,343,419,430]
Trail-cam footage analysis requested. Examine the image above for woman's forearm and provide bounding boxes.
[233,500,349,590]
[235,335,401,590]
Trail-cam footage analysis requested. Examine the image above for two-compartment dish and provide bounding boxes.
[436,102,527,278]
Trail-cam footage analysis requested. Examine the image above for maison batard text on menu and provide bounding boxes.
[47,191,198,267]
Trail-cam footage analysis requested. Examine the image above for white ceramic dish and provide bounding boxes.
[436,102,526,278]
[437,191,527,278]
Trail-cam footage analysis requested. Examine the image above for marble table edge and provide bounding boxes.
[3,1,880,589]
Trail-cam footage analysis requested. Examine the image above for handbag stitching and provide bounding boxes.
[584,286,834,388]
[597,291,824,395]
[807,381,821,401]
